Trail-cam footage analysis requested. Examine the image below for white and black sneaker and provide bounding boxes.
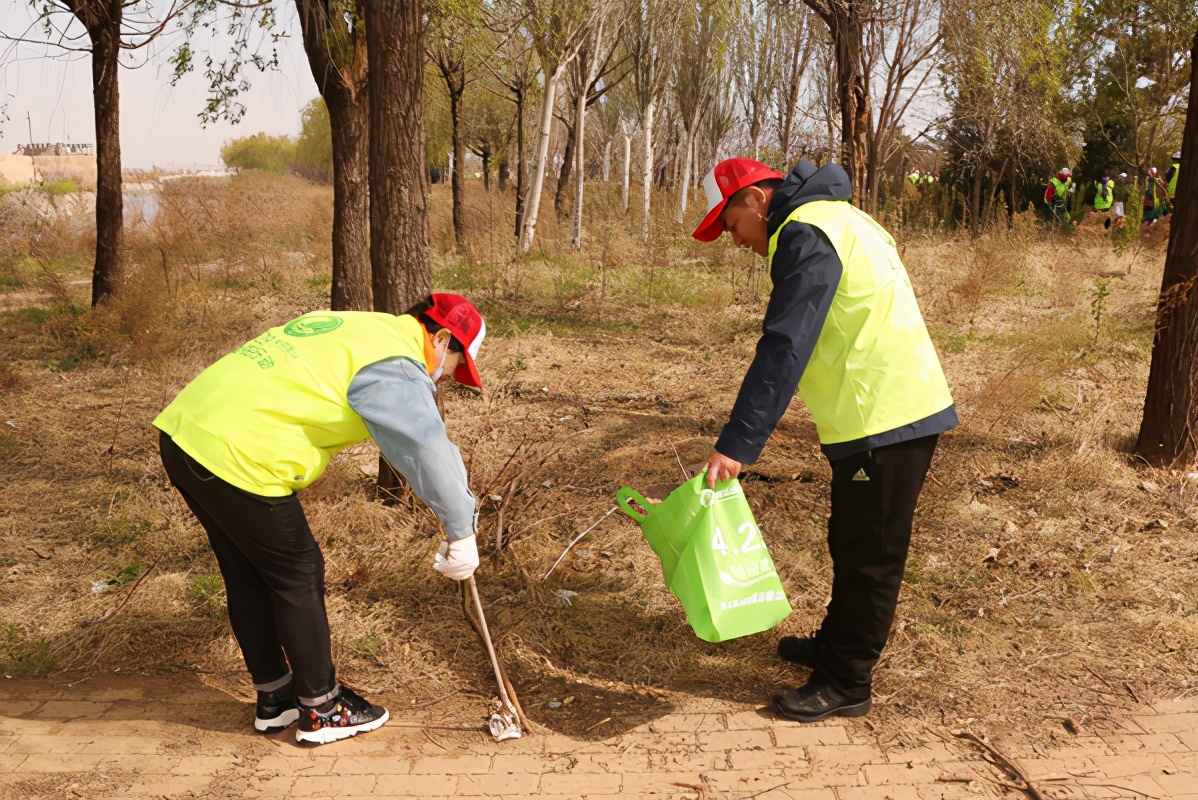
[254,688,300,733]
[296,685,389,745]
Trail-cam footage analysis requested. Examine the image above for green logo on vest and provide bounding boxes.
[284,315,343,337]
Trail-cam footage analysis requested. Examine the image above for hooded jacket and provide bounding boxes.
[714,160,958,464]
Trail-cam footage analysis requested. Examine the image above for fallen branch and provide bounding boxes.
[954,730,1046,800]
[540,505,619,582]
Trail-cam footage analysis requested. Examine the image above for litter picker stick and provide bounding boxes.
[462,576,530,731]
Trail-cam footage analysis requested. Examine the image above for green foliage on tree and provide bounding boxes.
[220,132,297,173]
[294,98,333,183]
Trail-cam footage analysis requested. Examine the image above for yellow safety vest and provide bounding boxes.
[1167,161,1180,199]
[1094,179,1114,211]
[768,201,954,446]
[153,311,432,496]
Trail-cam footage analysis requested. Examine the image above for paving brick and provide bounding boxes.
[645,713,726,733]
[772,790,838,800]
[862,763,941,785]
[78,735,166,755]
[16,753,104,772]
[31,700,111,720]
[696,729,773,750]
[880,744,962,765]
[490,754,557,773]
[807,744,880,767]
[616,733,702,753]
[836,785,921,800]
[333,754,412,774]
[96,753,178,774]
[253,753,338,775]
[1074,774,1168,798]
[1101,733,1187,754]
[783,760,866,789]
[915,782,998,800]
[648,750,728,771]
[568,753,655,773]
[172,754,244,774]
[0,754,27,770]
[291,773,379,796]
[774,726,852,748]
[410,754,492,774]
[5,734,98,754]
[1150,698,1198,714]
[1154,769,1198,796]
[373,773,457,796]
[1134,712,1198,734]
[1086,752,1178,778]
[723,708,779,730]
[705,770,790,794]
[728,747,810,771]
[124,775,215,796]
[619,771,705,795]
[539,771,623,794]
[456,772,541,795]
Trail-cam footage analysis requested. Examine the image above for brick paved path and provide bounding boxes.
[1,677,1196,799]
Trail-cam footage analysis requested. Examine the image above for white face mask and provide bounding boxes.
[431,347,449,382]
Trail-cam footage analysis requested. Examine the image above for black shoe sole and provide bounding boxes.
[770,694,872,723]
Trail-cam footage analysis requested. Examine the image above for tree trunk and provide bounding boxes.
[622,134,631,212]
[368,0,430,312]
[326,89,372,310]
[297,0,371,311]
[602,139,611,183]
[641,100,655,243]
[675,126,693,224]
[520,64,562,253]
[571,84,588,248]
[498,158,509,192]
[480,141,491,191]
[449,85,465,246]
[555,117,575,218]
[88,16,123,307]
[1134,33,1198,466]
[513,88,526,240]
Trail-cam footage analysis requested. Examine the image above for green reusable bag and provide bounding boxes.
[616,475,792,643]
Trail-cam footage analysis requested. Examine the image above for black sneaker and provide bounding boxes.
[776,634,820,668]
[296,686,389,745]
[771,678,872,723]
[255,688,299,734]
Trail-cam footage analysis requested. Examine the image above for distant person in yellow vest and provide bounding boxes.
[154,294,485,745]
[1044,167,1074,221]
[1094,172,1115,228]
[1144,166,1168,223]
[692,158,957,723]
[1165,151,1181,201]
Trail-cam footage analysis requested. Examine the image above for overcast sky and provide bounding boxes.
[0,4,319,170]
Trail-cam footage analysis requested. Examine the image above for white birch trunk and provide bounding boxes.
[622,134,631,212]
[641,100,655,243]
[602,140,611,183]
[520,65,565,253]
[675,128,693,224]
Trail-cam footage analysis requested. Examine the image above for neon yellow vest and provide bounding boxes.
[1094,179,1114,211]
[1047,177,1072,205]
[1167,161,1180,199]
[769,200,954,446]
[153,312,429,496]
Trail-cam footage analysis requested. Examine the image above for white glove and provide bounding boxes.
[433,534,479,581]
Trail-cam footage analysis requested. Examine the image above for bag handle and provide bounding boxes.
[615,487,651,522]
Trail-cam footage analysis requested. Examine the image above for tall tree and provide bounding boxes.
[428,0,484,248]
[518,0,594,253]
[731,0,778,162]
[483,7,538,238]
[367,0,431,312]
[1134,32,1198,466]
[770,0,816,166]
[569,5,617,247]
[626,0,673,242]
[673,0,724,224]
[5,2,189,307]
[296,0,371,310]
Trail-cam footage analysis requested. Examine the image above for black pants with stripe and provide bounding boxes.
[814,434,939,694]
[159,431,336,704]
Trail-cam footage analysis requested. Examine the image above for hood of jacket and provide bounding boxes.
[766,160,853,238]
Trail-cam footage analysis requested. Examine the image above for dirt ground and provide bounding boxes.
[1,178,1196,796]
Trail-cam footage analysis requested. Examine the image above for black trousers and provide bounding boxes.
[815,434,939,693]
[159,432,336,704]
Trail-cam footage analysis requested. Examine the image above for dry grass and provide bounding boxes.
[1,174,1194,749]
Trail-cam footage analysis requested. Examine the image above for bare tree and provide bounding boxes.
[731,0,778,162]
[483,7,538,238]
[296,0,371,310]
[771,0,817,165]
[1134,32,1198,466]
[571,5,618,248]
[625,0,674,242]
[673,1,724,224]
[518,0,594,253]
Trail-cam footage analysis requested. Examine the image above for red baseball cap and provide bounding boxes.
[692,158,784,242]
[424,293,486,389]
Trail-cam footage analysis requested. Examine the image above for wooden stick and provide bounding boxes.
[954,730,1046,800]
[540,505,619,582]
[459,579,532,731]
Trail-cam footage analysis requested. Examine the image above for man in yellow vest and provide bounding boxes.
[692,158,957,723]
[1165,151,1181,201]
[154,294,485,744]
